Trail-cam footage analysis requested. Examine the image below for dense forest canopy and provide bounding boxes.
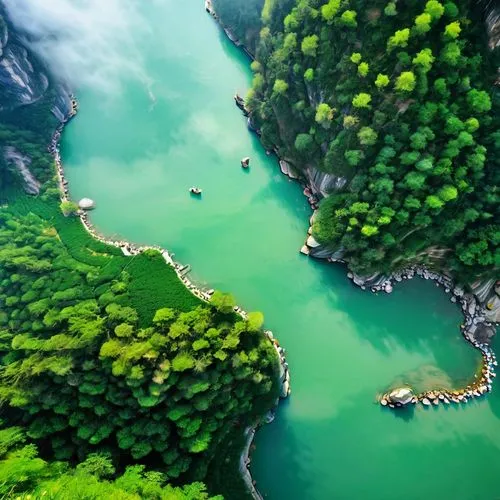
[0,8,279,499]
[216,0,499,283]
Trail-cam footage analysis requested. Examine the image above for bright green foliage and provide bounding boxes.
[315,103,334,127]
[361,225,379,237]
[438,185,458,202]
[352,93,372,108]
[350,52,362,64]
[273,79,288,94]
[465,117,479,133]
[425,0,445,20]
[340,10,357,28]
[413,48,435,72]
[358,62,369,77]
[387,28,410,50]
[321,0,341,22]
[395,71,416,92]
[426,195,445,209]
[375,73,390,89]
[301,35,319,57]
[304,68,314,82]
[444,21,461,38]
[60,200,79,216]
[414,13,432,35]
[357,127,378,146]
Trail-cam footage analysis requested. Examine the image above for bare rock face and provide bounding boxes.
[305,166,347,197]
[0,11,49,111]
[4,146,40,195]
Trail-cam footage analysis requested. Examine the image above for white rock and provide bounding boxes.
[78,198,95,210]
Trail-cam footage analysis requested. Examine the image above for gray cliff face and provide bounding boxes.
[51,83,73,122]
[4,146,40,195]
[0,7,70,121]
[0,31,49,111]
[484,1,500,49]
[304,166,347,197]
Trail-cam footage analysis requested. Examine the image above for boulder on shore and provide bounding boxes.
[386,387,414,406]
[78,198,95,210]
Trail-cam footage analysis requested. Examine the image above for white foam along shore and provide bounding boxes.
[49,91,290,500]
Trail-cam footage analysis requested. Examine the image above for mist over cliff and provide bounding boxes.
[2,0,151,95]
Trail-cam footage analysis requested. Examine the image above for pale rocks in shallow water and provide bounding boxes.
[78,198,95,210]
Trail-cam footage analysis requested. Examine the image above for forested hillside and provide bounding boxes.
[0,7,279,498]
[215,0,499,283]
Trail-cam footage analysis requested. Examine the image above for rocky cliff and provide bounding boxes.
[0,2,72,194]
[0,3,72,121]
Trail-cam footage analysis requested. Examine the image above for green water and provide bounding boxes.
[61,3,500,499]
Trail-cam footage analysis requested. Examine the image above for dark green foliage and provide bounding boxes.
[220,0,499,282]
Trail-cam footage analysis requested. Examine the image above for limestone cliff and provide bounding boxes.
[0,3,72,121]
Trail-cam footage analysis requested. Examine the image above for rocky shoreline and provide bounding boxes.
[211,6,499,413]
[49,88,290,499]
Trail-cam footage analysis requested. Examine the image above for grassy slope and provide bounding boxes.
[3,188,202,325]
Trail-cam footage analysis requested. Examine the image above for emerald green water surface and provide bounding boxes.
[61,3,500,499]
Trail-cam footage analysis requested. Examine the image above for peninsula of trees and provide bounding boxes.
[0,10,279,498]
[215,0,499,283]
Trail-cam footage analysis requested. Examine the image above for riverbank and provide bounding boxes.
[49,90,289,499]
[209,4,498,411]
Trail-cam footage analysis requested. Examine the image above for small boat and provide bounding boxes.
[189,187,202,195]
[241,157,250,168]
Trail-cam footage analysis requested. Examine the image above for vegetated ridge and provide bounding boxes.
[214,0,499,305]
[0,5,279,499]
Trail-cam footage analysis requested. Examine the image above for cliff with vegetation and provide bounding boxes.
[0,4,280,498]
[214,0,499,311]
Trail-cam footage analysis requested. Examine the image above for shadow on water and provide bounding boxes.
[252,401,314,498]
[385,404,416,422]
[312,258,481,389]
[216,29,253,78]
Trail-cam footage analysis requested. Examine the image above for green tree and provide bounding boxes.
[60,201,79,217]
[425,0,445,20]
[339,10,357,28]
[357,127,378,146]
[387,28,410,50]
[395,71,416,92]
[444,21,461,39]
[467,89,492,113]
[414,13,432,35]
[375,73,390,89]
[321,0,341,23]
[315,103,334,127]
[301,35,319,57]
[273,79,289,95]
[352,93,372,108]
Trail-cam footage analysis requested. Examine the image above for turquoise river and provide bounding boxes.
[61,3,499,499]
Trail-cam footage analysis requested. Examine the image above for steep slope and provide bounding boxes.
[215,0,499,320]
